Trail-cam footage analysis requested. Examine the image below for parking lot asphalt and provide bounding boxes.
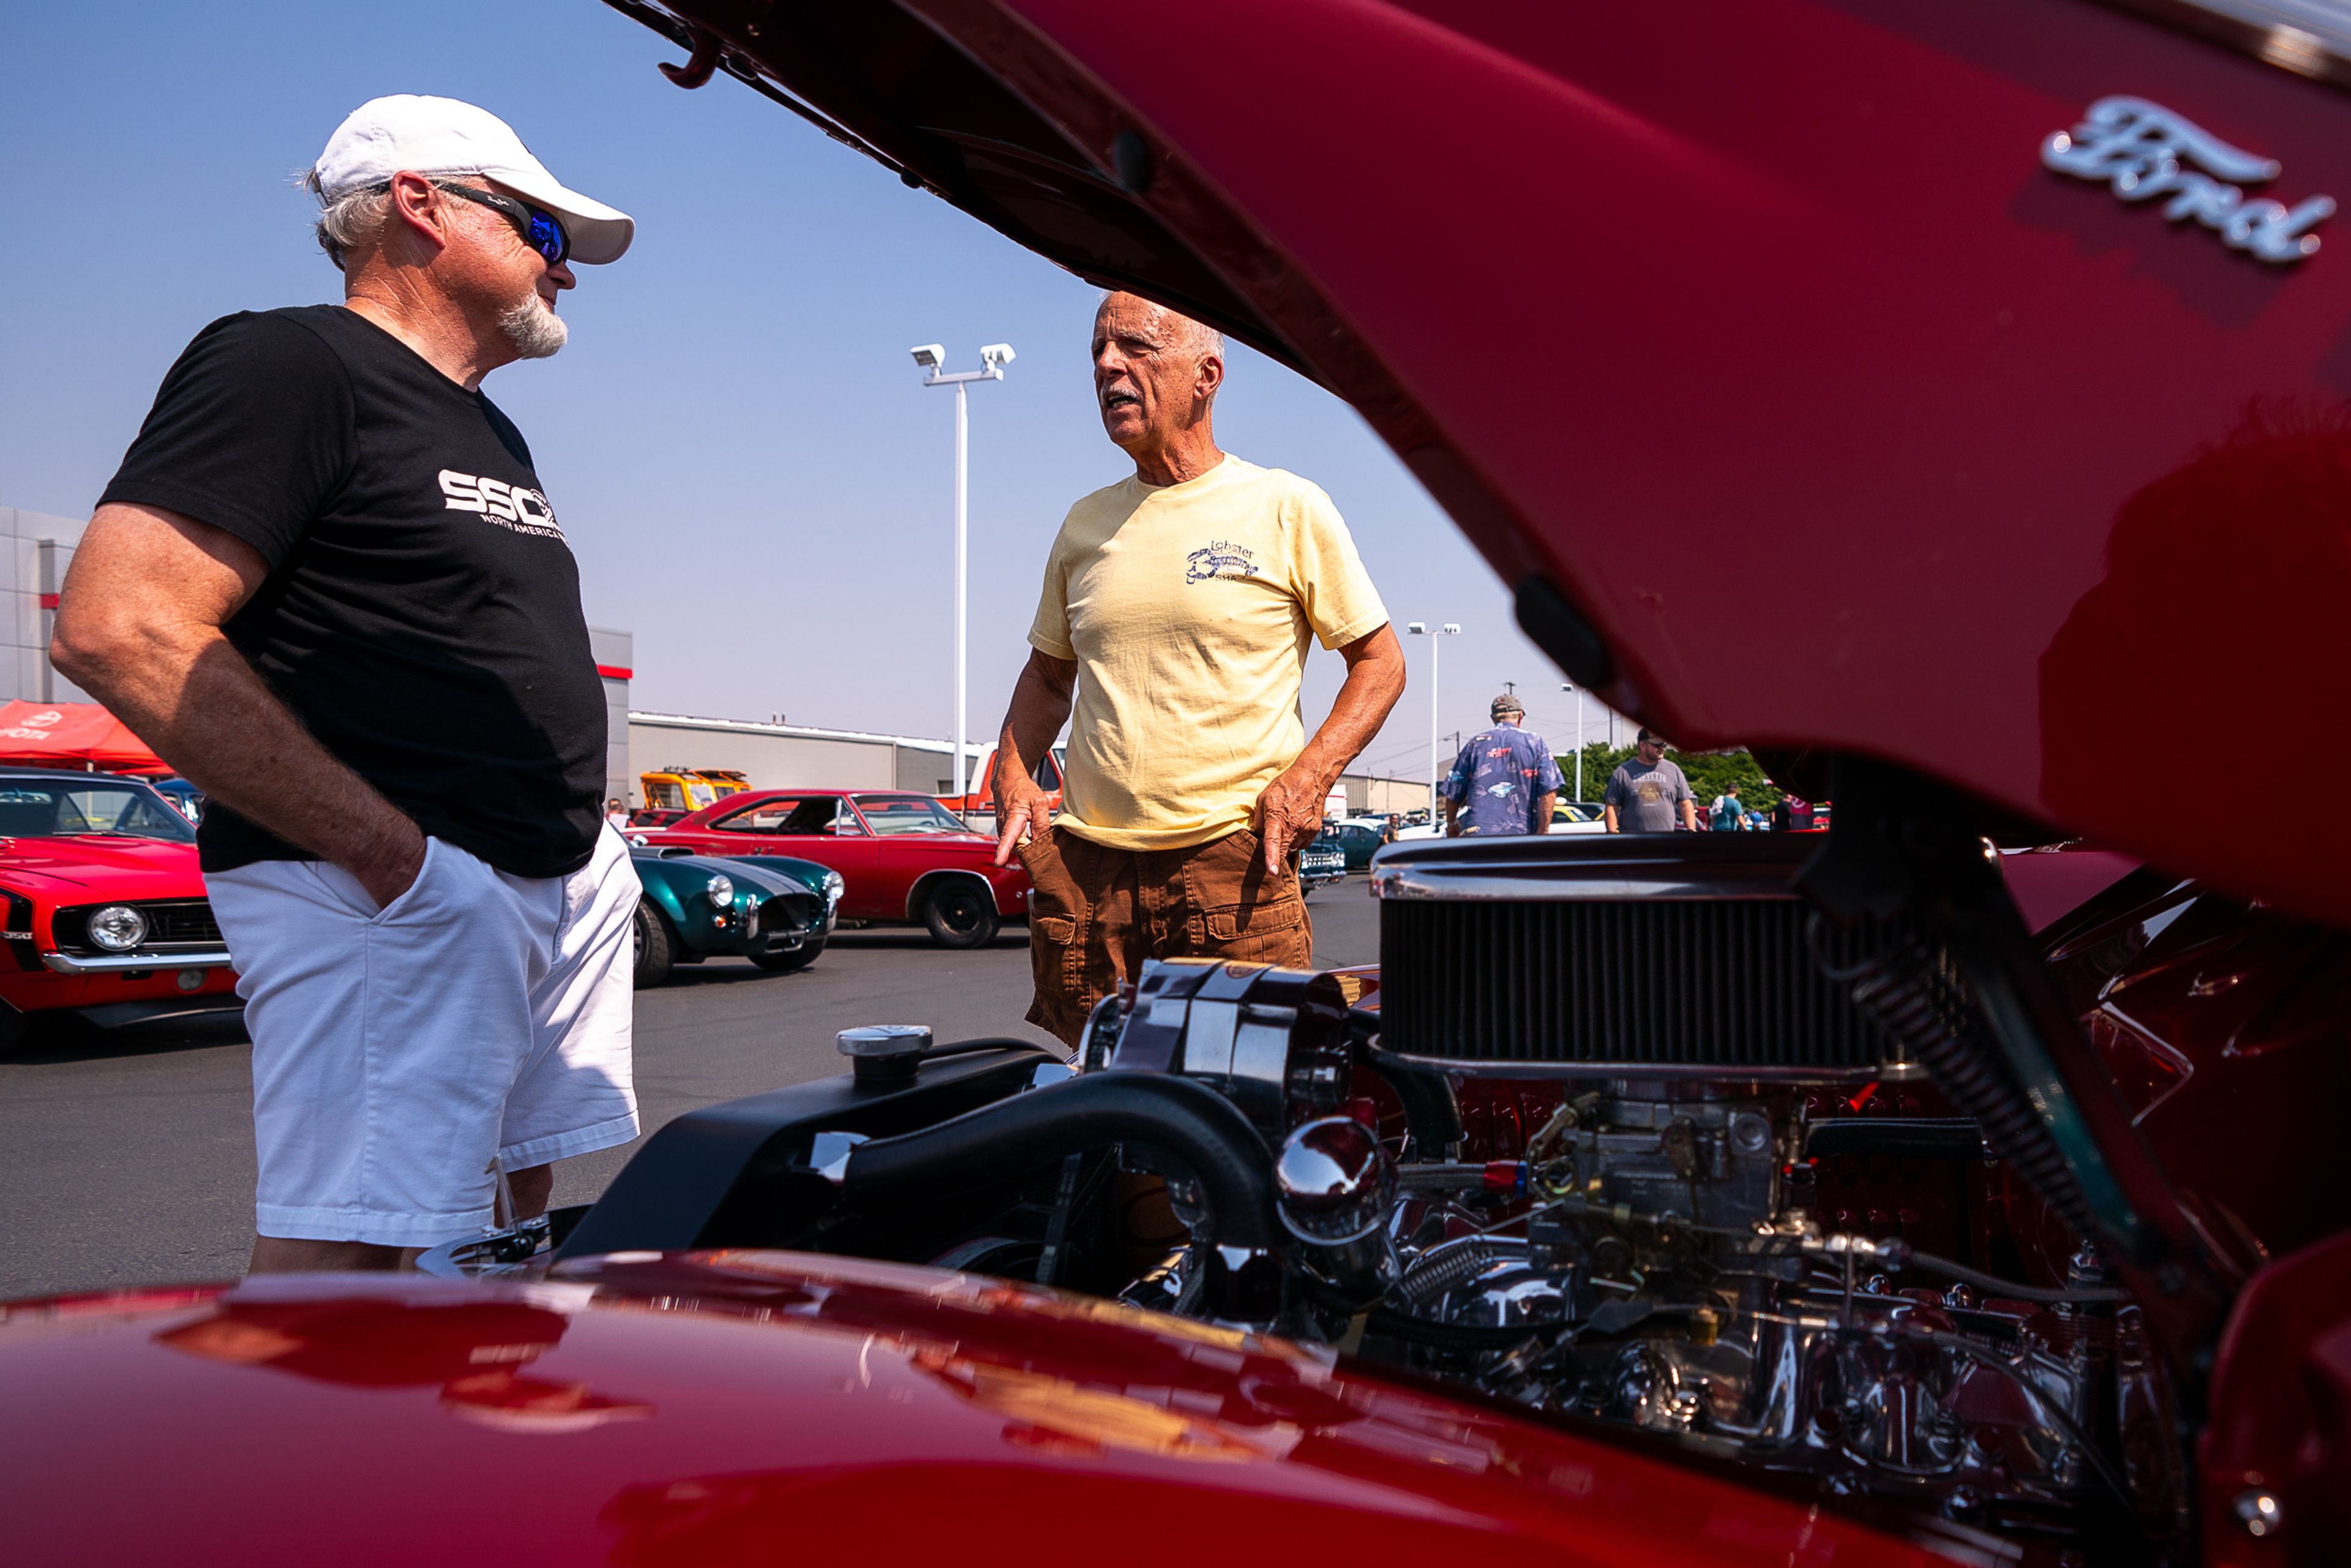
[0,874,1379,1300]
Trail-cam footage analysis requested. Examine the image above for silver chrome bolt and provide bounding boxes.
[2234,1488,2283,1538]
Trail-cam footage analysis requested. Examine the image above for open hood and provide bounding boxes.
[606,0,2351,925]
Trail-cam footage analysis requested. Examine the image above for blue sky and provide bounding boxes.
[0,1,1616,787]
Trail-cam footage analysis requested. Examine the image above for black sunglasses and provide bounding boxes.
[374,179,569,265]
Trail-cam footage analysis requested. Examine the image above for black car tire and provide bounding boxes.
[0,1005,24,1059]
[632,899,675,989]
[750,935,826,973]
[924,882,1000,949]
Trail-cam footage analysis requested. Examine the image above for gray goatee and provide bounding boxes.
[500,296,569,359]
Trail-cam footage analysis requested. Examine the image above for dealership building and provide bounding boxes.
[624,708,1430,816]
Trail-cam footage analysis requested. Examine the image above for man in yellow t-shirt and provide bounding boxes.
[988,292,1406,1047]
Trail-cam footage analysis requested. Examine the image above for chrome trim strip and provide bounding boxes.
[2109,0,2351,88]
[42,950,233,975]
[1370,838,1808,902]
[1373,863,1803,901]
[1365,1047,1880,1083]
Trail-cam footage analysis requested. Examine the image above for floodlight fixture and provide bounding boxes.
[909,340,1015,798]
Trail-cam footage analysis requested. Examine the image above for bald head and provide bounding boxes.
[1092,293,1226,482]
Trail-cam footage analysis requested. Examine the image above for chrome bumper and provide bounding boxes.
[42,950,234,975]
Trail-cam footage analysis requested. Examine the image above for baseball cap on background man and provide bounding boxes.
[1490,694,1524,719]
[313,94,634,264]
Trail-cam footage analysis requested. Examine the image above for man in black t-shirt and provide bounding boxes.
[53,96,639,1274]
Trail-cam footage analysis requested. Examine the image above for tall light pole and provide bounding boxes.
[1405,621,1461,818]
[910,341,1014,798]
[1561,681,1584,801]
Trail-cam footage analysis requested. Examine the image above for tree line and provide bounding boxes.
[1558,743,1783,812]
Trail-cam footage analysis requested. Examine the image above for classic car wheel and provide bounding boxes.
[0,1005,23,1059]
[749,935,825,973]
[632,899,675,989]
[923,882,1000,949]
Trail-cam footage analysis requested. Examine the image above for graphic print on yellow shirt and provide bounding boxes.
[1029,456,1388,852]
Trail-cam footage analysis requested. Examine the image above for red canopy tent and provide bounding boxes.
[0,700,167,774]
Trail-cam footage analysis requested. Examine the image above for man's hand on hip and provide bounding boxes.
[1253,764,1327,875]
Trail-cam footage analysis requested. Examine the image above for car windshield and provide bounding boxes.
[855,795,975,835]
[0,781,195,842]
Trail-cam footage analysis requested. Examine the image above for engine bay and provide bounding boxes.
[529,829,2199,1564]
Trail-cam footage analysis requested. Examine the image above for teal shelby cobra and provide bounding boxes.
[629,847,843,989]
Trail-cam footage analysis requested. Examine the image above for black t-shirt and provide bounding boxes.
[100,306,606,878]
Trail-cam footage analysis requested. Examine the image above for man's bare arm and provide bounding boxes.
[1604,803,1621,833]
[1254,622,1407,874]
[989,649,1076,865]
[1442,798,1460,838]
[1679,797,1700,831]
[51,504,426,907]
[1534,790,1557,833]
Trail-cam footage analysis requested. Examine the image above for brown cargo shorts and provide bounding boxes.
[1017,825,1314,1048]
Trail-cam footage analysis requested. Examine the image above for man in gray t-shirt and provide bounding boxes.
[1603,729,1697,833]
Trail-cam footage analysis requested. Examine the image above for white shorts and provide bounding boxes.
[207,826,639,1247]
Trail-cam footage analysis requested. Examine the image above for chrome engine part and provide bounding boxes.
[1074,833,2148,1548]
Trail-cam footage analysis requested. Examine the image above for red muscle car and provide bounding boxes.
[628,789,1029,948]
[0,768,238,1054]
[9,5,2351,1566]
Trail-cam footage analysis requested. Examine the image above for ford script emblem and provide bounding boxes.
[2042,96,2334,263]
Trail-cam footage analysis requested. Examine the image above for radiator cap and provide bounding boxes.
[838,1024,932,1082]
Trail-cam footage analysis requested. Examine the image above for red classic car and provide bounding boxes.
[0,768,238,1053]
[9,4,2351,1567]
[628,789,1030,948]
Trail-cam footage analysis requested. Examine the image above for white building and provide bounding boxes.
[0,506,92,705]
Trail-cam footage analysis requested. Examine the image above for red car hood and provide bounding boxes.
[0,1253,1968,1567]
[625,0,2351,924]
[0,835,205,901]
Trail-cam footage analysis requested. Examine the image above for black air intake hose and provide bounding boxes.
[842,1073,1281,1251]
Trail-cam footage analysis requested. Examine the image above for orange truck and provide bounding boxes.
[639,768,751,813]
[937,745,1067,828]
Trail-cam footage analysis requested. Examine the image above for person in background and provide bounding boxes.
[1381,812,1401,845]
[605,798,629,829]
[53,96,639,1274]
[1438,692,1564,836]
[1708,782,1747,831]
[988,291,1406,1047]
[1603,729,1697,833]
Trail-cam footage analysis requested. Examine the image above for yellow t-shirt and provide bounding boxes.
[1028,454,1389,852]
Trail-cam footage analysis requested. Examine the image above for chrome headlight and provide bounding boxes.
[88,904,148,951]
[822,871,845,902]
[704,874,735,909]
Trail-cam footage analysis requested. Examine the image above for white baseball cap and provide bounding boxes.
[313,94,634,265]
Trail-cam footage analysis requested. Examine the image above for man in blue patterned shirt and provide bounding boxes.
[1438,694,1566,836]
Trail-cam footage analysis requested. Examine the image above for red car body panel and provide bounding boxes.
[0,834,237,1019]
[0,1255,1963,1567]
[632,790,1031,921]
[9,3,2350,1558]
[816,0,2351,928]
[2199,1229,2351,1568]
